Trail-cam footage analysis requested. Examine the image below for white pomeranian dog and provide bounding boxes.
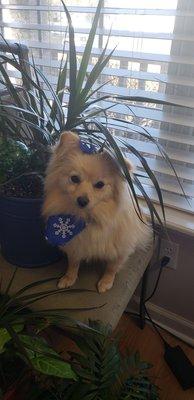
[43,131,151,293]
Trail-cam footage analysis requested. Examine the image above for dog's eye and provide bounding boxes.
[70,175,80,184]
[94,181,105,189]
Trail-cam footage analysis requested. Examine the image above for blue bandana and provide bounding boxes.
[79,139,97,154]
[45,214,86,246]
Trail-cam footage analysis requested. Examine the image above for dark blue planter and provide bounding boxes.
[0,196,62,268]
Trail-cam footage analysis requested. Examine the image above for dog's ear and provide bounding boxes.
[58,131,79,146]
[101,151,134,176]
[56,131,79,153]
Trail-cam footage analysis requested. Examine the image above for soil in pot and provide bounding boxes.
[0,174,44,199]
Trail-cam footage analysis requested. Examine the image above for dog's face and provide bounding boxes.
[60,154,115,212]
[44,132,133,221]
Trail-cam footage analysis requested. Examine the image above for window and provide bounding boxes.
[0,0,194,213]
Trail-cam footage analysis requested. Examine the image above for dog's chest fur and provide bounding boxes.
[61,206,150,264]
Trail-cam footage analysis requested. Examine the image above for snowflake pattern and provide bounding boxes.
[45,214,86,246]
[53,217,75,238]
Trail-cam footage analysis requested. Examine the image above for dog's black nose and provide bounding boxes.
[77,196,89,208]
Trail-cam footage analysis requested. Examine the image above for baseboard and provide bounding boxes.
[127,295,194,346]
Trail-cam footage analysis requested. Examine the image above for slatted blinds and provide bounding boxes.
[0,0,194,213]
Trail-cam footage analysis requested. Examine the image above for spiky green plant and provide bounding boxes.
[0,0,187,229]
[62,321,160,400]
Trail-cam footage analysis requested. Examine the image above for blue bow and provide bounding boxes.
[45,214,86,246]
[79,139,97,154]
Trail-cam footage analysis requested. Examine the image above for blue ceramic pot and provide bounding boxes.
[0,196,62,267]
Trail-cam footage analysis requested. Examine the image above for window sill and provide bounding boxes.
[139,199,194,237]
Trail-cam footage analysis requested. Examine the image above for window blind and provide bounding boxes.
[0,0,194,214]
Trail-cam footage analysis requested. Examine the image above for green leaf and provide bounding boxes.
[13,275,60,298]
[0,109,52,145]
[30,356,76,379]
[84,79,113,103]
[0,54,63,132]
[14,289,100,313]
[19,334,77,379]
[116,94,187,108]
[75,0,103,96]
[69,351,89,368]
[28,61,64,129]
[0,62,23,108]
[133,174,164,229]
[61,0,77,123]
[49,56,68,131]
[31,54,44,128]
[81,47,116,102]
[19,334,57,356]
[4,267,17,296]
[0,275,60,318]
[68,323,121,398]
[4,324,33,367]
[0,324,23,353]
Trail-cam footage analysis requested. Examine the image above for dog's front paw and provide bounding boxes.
[58,274,77,289]
[97,277,114,293]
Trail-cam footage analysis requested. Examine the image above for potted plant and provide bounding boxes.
[15,321,160,400]
[0,270,159,400]
[0,268,102,399]
[0,0,184,267]
[0,317,160,400]
[0,65,62,267]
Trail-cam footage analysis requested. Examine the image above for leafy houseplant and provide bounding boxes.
[0,269,103,399]
[11,322,160,400]
[0,268,160,400]
[0,0,185,266]
[0,271,159,400]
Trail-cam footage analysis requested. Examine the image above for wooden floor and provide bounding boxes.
[117,314,194,400]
